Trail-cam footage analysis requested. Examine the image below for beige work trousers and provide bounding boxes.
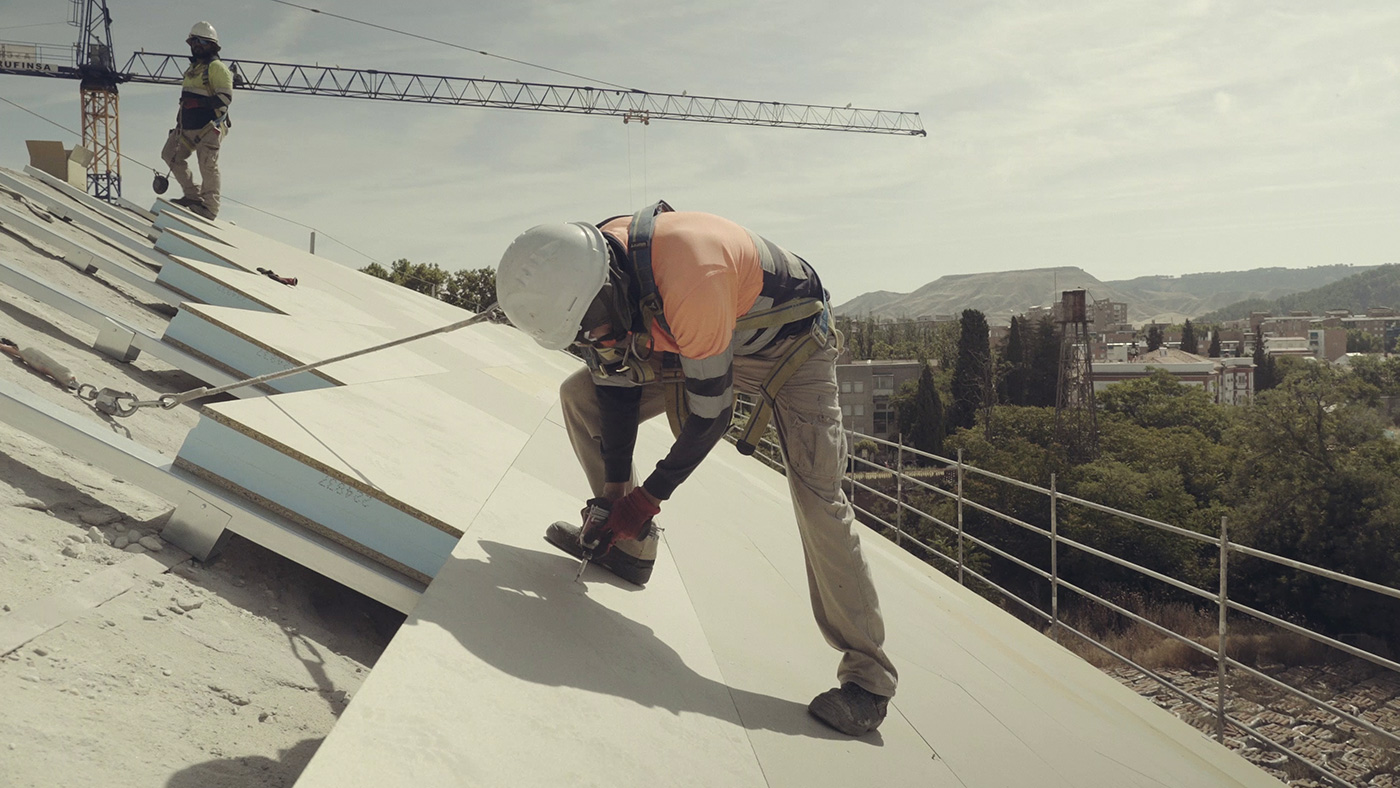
[559,337,899,697]
[161,125,223,217]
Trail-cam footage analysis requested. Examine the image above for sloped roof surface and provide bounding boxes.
[0,172,1284,787]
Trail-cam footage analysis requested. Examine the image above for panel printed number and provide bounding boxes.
[318,476,371,508]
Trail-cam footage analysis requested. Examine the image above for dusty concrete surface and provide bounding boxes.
[0,173,400,788]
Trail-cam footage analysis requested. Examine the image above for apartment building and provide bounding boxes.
[1093,347,1255,405]
[834,359,928,439]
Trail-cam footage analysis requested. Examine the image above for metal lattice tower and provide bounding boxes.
[1054,289,1099,461]
[72,0,122,200]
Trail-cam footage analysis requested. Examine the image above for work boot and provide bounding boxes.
[545,520,657,586]
[187,201,216,220]
[808,682,889,736]
[171,196,199,207]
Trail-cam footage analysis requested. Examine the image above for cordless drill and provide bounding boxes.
[575,498,612,582]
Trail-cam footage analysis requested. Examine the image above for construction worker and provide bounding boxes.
[496,202,898,737]
[160,21,232,220]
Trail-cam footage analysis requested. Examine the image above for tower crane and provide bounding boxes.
[0,0,926,203]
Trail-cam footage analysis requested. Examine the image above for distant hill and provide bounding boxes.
[835,267,1109,325]
[1196,264,1400,323]
[835,264,1377,325]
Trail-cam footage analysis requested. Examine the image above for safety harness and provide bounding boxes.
[622,200,831,455]
[179,57,232,133]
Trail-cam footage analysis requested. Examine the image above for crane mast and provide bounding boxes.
[71,0,122,200]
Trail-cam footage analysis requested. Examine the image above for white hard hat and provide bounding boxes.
[497,222,610,350]
[188,21,219,43]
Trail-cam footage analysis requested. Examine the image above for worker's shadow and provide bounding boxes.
[419,539,873,743]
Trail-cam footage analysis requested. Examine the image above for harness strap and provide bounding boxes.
[734,298,824,332]
[734,326,825,455]
[629,200,674,338]
[624,199,827,447]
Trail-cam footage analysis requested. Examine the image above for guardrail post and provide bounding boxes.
[1050,473,1059,630]
[957,448,965,586]
[1217,514,1229,743]
[895,436,904,545]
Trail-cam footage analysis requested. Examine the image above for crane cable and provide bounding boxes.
[264,0,637,91]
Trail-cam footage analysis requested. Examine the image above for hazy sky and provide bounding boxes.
[2,0,1398,306]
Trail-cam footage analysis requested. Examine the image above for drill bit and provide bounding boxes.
[574,498,611,584]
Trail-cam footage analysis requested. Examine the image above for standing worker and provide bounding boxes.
[160,22,232,220]
[496,202,898,737]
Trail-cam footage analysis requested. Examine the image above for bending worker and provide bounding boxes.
[496,201,898,737]
[160,21,232,220]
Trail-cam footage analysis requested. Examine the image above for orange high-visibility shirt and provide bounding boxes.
[599,212,764,359]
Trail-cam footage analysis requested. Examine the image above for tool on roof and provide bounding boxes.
[256,267,298,286]
[88,302,501,417]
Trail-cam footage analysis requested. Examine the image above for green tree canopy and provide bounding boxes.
[442,268,498,312]
[361,261,498,313]
[361,258,448,296]
[1226,363,1400,636]
[1097,369,1227,439]
[1346,354,1400,396]
[1347,329,1382,354]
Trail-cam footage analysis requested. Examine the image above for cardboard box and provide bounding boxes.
[25,140,95,189]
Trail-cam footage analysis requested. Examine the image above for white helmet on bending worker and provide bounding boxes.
[496,222,615,350]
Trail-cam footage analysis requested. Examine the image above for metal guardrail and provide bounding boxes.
[725,396,1399,787]
[840,431,1400,788]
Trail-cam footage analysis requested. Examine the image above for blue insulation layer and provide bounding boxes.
[156,263,273,312]
[155,231,237,268]
[176,417,457,579]
[163,310,333,393]
[153,213,220,241]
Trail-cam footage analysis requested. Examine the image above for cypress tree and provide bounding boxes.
[1253,332,1276,392]
[999,316,1027,406]
[1146,325,1164,352]
[1181,319,1198,354]
[1025,317,1060,407]
[901,361,945,462]
[949,309,990,430]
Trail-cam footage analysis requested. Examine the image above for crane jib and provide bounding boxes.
[119,52,926,137]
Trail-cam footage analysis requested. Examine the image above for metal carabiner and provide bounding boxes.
[91,387,139,417]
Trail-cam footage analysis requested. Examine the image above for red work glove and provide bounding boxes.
[581,488,660,556]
